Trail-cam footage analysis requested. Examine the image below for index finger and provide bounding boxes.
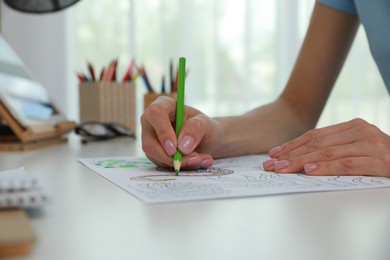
[141,96,178,156]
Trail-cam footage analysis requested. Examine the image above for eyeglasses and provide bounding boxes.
[74,121,135,144]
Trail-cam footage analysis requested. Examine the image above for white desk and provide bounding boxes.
[1,134,390,260]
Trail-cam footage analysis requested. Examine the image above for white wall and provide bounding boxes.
[1,2,75,120]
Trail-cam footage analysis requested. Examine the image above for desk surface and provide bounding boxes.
[1,135,389,260]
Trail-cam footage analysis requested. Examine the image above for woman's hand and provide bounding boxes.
[141,96,223,170]
[263,118,390,177]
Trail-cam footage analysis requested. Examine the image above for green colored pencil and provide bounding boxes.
[173,57,186,175]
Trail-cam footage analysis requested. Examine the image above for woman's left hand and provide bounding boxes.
[263,118,390,177]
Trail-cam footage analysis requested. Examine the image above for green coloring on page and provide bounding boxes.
[94,158,154,169]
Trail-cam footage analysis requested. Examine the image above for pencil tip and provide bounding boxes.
[173,160,181,176]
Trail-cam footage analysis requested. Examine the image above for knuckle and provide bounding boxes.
[303,129,318,140]
[305,137,322,150]
[351,118,366,125]
[366,136,381,147]
[362,123,378,134]
[338,158,355,172]
[146,103,164,117]
[301,129,321,144]
[192,118,203,130]
[360,125,383,145]
[156,128,171,140]
[277,153,289,160]
[320,147,335,160]
[187,117,204,133]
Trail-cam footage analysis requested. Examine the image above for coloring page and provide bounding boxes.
[78,155,390,204]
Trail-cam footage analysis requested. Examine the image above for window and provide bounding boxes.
[73,0,390,132]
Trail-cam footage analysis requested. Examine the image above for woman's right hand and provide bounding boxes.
[141,96,223,170]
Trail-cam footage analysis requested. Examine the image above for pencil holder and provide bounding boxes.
[79,82,136,132]
[143,92,177,110]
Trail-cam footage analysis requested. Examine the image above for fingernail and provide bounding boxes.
[187,156,202,166]
[274,160,290,171]
[178,135,195,154]
[269,146,282,157]
[164,140,176,156]
[201,158,213,168]
[304,163,318,173]
[263,159,277,169]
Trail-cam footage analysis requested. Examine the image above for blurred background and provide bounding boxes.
[1,0,389,132]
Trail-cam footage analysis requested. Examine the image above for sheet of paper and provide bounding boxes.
[78,155,390,204]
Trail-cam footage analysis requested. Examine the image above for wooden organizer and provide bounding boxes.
[79,82,136,133]
[0,101,76,151]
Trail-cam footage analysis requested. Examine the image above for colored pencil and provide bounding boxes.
[173,57,186,175]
